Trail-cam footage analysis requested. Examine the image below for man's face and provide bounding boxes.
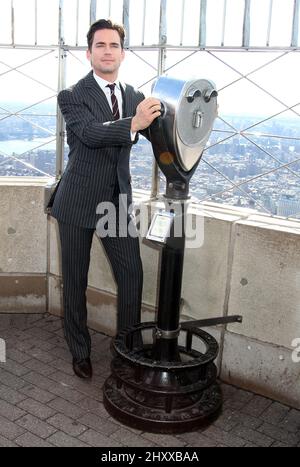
[87,28,125,80]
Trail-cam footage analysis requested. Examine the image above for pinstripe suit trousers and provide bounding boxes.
[58,211,143,360]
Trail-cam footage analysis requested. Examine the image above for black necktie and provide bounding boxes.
[106,83,120,120]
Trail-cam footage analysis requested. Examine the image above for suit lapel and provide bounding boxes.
[84,71,113,121]
[120,82,133,118]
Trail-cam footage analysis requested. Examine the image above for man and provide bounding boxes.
[51,19,161,379]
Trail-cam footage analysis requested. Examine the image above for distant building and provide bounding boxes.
[277,195,300,218]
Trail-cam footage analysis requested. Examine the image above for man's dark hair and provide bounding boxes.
[87,19,125,50]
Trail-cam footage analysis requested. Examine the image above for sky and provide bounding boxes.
[0,0,299,118]
[0,0,297,48]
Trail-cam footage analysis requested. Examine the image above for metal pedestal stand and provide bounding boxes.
[103,77,242,433]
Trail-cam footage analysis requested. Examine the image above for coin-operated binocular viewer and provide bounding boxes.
[103,77,242,433]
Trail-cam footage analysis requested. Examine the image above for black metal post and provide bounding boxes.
[153,205,185,362]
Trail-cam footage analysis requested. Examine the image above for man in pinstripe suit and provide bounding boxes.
[51,19,161,378]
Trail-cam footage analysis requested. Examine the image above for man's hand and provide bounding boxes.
[131,98,161,132]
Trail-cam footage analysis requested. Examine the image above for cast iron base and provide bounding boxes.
[103,374,222,434]
[103,323,223,434]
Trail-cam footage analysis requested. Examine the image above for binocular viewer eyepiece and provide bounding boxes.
[150,76,218,200]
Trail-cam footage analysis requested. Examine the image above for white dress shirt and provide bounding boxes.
[93,72,123,118]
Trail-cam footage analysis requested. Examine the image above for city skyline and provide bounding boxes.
[1,106,299,219]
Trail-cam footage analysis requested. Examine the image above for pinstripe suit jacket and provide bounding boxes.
[51,70,145,228]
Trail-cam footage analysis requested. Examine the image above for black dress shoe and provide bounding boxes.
[72,357,92,379]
